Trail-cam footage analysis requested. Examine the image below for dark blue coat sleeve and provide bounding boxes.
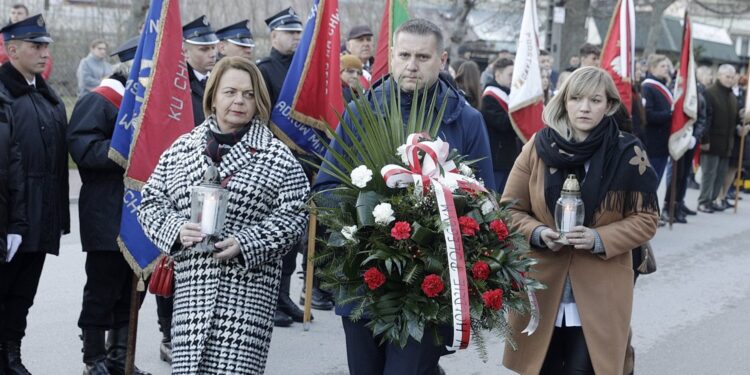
[642,85,672,126]
[67,93,123,172]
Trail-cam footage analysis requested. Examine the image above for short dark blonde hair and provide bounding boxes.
[203,56,272,122]
[542,66,621,139]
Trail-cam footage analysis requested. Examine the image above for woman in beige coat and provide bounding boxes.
[501,67,659,375]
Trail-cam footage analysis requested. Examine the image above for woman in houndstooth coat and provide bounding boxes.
[138,57,309,374]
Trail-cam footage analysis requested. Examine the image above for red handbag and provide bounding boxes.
[148,255,174,297]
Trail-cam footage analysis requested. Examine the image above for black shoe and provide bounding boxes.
[680,203,697,216]
[3,341,30,375]
[278,293,307,322]
[299,286,335,311]
[274,309,294,327]
[82,329,111,375]
[687,179,700,190]
[105,327,151,375]
[711,202,726,212]
[697,203,714,213]
[674,211,688,224]
[157,318,171,364]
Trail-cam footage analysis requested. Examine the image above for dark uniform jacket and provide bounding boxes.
[257,47,294,105]
[188,64,207,126]
[480,81,521,172]
[0,89,27,258]
[0,63,69,255]
[704,83,738,158]
[641,73,673,158]
[67,76,126,252]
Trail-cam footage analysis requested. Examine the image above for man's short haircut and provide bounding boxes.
[579,43,600,57]
[90,39,106,50]
[493,57,513,74]
[539,49,550,56]
[717,64,736,75]
[393,18,444,54]
[11,3,28,13]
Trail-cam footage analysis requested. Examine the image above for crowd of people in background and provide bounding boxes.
[0,1,749,374]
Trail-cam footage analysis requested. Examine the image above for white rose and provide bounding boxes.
[396,144,409,165]
[350,165,373,188]
[480,198,495,215]
[341,225,358,242]
[459,163,474,177]
[372,203,395,225]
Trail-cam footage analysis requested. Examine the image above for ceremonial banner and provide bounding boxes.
[669,12,697,161]
[508,0,545,143]
[108,0,194,280]
[370,0,409,84]
[600,0,635,114]
[270,0,343,156]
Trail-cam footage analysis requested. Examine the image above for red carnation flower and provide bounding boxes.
[471,261,490,280]
[482,289,504,311]
[458,216,480,236]
[363,267,386,290]
[421,274,445,298]
[489,220,509,241]
[390,221,412,241]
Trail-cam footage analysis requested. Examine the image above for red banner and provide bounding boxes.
[669,12,697,161]
[600,0,635,114]
[290,0,343,130]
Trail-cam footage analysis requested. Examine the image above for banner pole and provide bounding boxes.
[125,273,140,375]
[303,207,317,331]
[668,157,677,230]
[735,131,746,214]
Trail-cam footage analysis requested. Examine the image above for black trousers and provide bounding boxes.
[155,295,173,321]
[78,252,145,330]
[540,325,595,375]
[0,252,46,341]
[341,317,451,375]
[664,148,695,208]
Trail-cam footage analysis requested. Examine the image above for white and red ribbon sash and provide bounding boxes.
[432,179,471,349]
[482,86,510,113]
[381,133,492,350]
[642,78,673,106]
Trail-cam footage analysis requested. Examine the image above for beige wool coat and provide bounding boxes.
[501,136,658,375]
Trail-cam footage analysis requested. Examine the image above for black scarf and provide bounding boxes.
[534,117,659,226]
[0,63,59,104]
[203,116,252,163]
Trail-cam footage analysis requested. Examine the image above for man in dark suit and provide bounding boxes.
[183,15,218,126]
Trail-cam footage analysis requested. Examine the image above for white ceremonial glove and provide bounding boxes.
[6,234,22,262]
[689,136,697,150]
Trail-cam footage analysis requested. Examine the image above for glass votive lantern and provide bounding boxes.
[554,174,584,242]
[190,165,229,253]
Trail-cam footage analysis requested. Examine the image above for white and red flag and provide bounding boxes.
[600,0,636,114]
[669,12,698,161]
[508,0,544,143]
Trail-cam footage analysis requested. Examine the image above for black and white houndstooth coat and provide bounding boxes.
[138,117,309,374]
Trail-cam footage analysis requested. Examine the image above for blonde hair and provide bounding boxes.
[203,56,272,122]
[542,66,621,140]
[646,54,668,70]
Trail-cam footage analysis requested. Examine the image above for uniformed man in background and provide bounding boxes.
[0,14,69,374]
[68,36,151,375]
[215,20,255,60]
[182,15,218,126]
[257,7,316,328]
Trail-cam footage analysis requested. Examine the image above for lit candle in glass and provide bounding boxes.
[201,194,218,235]
[555,174,584,242]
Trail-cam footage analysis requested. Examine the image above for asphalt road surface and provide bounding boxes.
[18,172,750,374]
